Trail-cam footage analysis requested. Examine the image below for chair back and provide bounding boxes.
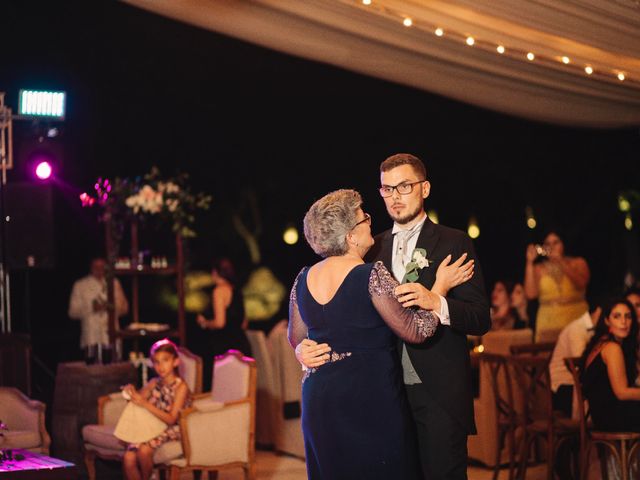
[564,357,589,465]
[178,346,203,394]
[481,328,533,355]
[211,350,255,403]
[510,341,555,357]
[480,353,518,429]
[509,354,554,425]
[246,329,278,446]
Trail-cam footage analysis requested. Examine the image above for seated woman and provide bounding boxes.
[580,298,640,432]
[510,282,534,330]
[490,280,517,330]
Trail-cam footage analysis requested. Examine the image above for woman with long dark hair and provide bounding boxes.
[580,298,640,432]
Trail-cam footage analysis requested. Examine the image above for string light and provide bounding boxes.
[625,213,633,231]
[346,0,637,86]
[467,217,480,239]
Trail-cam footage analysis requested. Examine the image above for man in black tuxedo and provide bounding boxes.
[367,153,491,479]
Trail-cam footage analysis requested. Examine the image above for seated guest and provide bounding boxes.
[623,286,640,385]
[510,282,535,330]
[580,298,640,432]
[549,302,600,417]
[490,280,517,330]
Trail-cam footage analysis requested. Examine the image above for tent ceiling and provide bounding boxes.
[124,0,640,128]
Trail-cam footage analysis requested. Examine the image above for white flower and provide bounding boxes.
[412,249,430,269]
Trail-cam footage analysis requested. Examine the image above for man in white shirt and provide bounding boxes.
[68,257,129,361]
[549,303,601,417]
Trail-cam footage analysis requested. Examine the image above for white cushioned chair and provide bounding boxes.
[245,329,278,448]
[158,349,257,480]
[81,346,202,480]
[0,387,51,454]
[268,320,305,459]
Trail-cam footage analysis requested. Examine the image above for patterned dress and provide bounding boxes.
[128,377,192,449]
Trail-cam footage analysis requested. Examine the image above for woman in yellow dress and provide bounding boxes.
[524,231,590,342]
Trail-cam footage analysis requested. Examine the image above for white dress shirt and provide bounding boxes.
[391,214,449,384]
[68,274,129,348]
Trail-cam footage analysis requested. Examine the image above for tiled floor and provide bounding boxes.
[174,450,548,480]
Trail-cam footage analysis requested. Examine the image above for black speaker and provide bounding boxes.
[3,182,55,269]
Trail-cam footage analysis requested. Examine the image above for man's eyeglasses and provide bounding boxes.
[352,213,371,229]
[379,180,426,198]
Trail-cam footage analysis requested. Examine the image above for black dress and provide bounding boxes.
[582,351,640,432]
[199,286,251,391]
[288,261,439,480]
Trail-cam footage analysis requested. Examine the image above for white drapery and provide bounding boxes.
[123,0,640,128]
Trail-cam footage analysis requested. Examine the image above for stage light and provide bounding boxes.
[427,209,439,224]
[625,213,633,231]
[35,161,52,180]
[19,90,66,119]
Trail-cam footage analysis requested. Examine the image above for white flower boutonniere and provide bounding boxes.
[402,248,431,283]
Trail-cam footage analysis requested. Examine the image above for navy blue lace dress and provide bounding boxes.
[288,261,438,480]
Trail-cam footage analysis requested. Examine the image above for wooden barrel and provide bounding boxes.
[51,361,137,465]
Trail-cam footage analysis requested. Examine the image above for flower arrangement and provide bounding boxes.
[83,166,212,239]
[402,248,430,283]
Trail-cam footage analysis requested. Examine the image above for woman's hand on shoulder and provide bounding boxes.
[432,253,474,296]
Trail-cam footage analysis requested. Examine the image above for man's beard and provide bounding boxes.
[389,203,423,225]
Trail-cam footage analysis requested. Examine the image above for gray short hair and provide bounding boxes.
[303,189,362,258]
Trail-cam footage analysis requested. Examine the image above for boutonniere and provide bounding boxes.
[402,248,431,283]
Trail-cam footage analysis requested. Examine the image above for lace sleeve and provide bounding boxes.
[287,268,308,348]
[369,261,438,343]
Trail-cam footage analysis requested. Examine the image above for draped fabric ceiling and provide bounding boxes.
[124,0,640,128]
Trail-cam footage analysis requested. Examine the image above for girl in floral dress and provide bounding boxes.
[122,339,192,480]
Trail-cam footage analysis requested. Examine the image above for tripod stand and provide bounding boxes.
[0,93,14,334]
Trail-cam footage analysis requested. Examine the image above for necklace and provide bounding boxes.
[545,260,564,293]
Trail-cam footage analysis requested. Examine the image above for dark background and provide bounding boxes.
[2,1,639,401]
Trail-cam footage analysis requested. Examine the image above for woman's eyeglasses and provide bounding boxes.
[352,213,371,229]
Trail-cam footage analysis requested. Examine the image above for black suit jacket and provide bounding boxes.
[367,217,491,434]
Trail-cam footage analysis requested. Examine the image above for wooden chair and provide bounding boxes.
[479,353,522,480]
[564,357,640,480]
[468,328,534,467]
[510,354,580,480]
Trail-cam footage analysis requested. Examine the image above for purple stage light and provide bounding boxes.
[35,161,53,180]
